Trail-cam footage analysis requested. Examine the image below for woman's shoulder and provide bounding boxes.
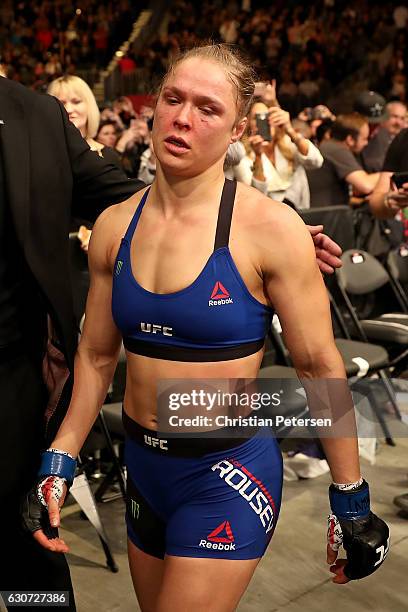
[235,181,307,237]
[93,187,150,239]
[89,187,150,266]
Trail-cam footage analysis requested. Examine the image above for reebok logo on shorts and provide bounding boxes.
[211,459,276,534]
[199,520,236,550]
[208,281,233,306]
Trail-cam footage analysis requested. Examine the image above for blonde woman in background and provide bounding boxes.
[234,101,323,209]
[48,75,123,256]
[47,75,124,322]
[48,75,122,168]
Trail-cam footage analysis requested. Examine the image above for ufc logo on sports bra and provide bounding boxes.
[143,435,168,451]
[140,322,173,336]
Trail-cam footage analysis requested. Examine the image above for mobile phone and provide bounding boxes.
[256,113,271,142]
[391,171,408,189]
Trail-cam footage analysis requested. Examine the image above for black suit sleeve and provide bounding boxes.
[53,97,145,222]
[383,128,408,172]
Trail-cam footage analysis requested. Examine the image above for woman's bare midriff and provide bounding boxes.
[123,348,264,430]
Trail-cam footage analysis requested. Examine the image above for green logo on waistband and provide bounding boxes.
[115,260,123,276]
[130,498,140,520]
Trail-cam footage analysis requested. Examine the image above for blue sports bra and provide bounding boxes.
[112,179,273,362]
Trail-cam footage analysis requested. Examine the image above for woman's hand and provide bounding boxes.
[254,79,277,106]
[268,107,291,132]
[249,134,267,156]
[24,476,70,553]
[116,126,139,152]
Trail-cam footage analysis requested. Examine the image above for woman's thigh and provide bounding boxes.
[127,538,164,612]
[156,555,259,612]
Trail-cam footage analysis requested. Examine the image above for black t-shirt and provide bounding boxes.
[307,139,361,207]
[0,147,24,346]
[360,127,392,173]
[383,128,408,172]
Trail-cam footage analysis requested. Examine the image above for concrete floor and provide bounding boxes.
[60,432,408,612]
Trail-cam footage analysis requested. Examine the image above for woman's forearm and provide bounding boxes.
[51,345,119,457]
[253,154,266,182]
[294,354,361,484]
[286,127,309,156]
[320,436,361,483]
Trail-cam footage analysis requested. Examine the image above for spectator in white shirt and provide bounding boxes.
[234,101,323,209]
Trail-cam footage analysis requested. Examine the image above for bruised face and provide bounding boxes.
[152,57,246,177]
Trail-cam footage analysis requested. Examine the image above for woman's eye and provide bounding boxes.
[72,98,82,105]
[167,97,179,105]
[200,107,214,115]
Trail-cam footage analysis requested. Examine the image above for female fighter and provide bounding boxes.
[32,45,389,611]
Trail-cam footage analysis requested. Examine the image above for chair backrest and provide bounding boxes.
[299,206,355,251]
[336,249,390,295]
[387,247,408,284]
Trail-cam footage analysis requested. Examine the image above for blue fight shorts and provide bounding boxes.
[123,411,283,560]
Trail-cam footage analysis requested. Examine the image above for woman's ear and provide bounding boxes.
[231,117,247,143]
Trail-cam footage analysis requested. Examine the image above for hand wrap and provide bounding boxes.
[21,449,77,536]
[36,448,76,508]
[327,479,390,579]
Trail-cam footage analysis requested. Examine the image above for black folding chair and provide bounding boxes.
[385,246,408,312]
[336,249,408,377]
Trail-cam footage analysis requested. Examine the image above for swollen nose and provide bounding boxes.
[174,106,191,129]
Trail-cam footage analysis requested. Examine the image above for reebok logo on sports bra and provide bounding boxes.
[208,281,233,306]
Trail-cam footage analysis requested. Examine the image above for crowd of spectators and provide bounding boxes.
[3,0,407,250]
[129,0,408,113]
[2,1,407,110]
[0,0,143,88]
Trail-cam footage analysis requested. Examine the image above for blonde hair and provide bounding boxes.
[160,43,256,123]
[48,75,100,138]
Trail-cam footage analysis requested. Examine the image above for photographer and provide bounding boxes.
[234,101,323,209]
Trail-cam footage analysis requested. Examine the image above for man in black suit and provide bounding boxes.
[0,76,142,609]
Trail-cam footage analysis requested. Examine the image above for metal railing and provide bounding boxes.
[93,9,153,104]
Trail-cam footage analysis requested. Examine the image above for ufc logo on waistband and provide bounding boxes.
[141,322,173,336]
[144,434,168,450]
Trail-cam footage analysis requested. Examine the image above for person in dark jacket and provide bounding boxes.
[0,75,143,609]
